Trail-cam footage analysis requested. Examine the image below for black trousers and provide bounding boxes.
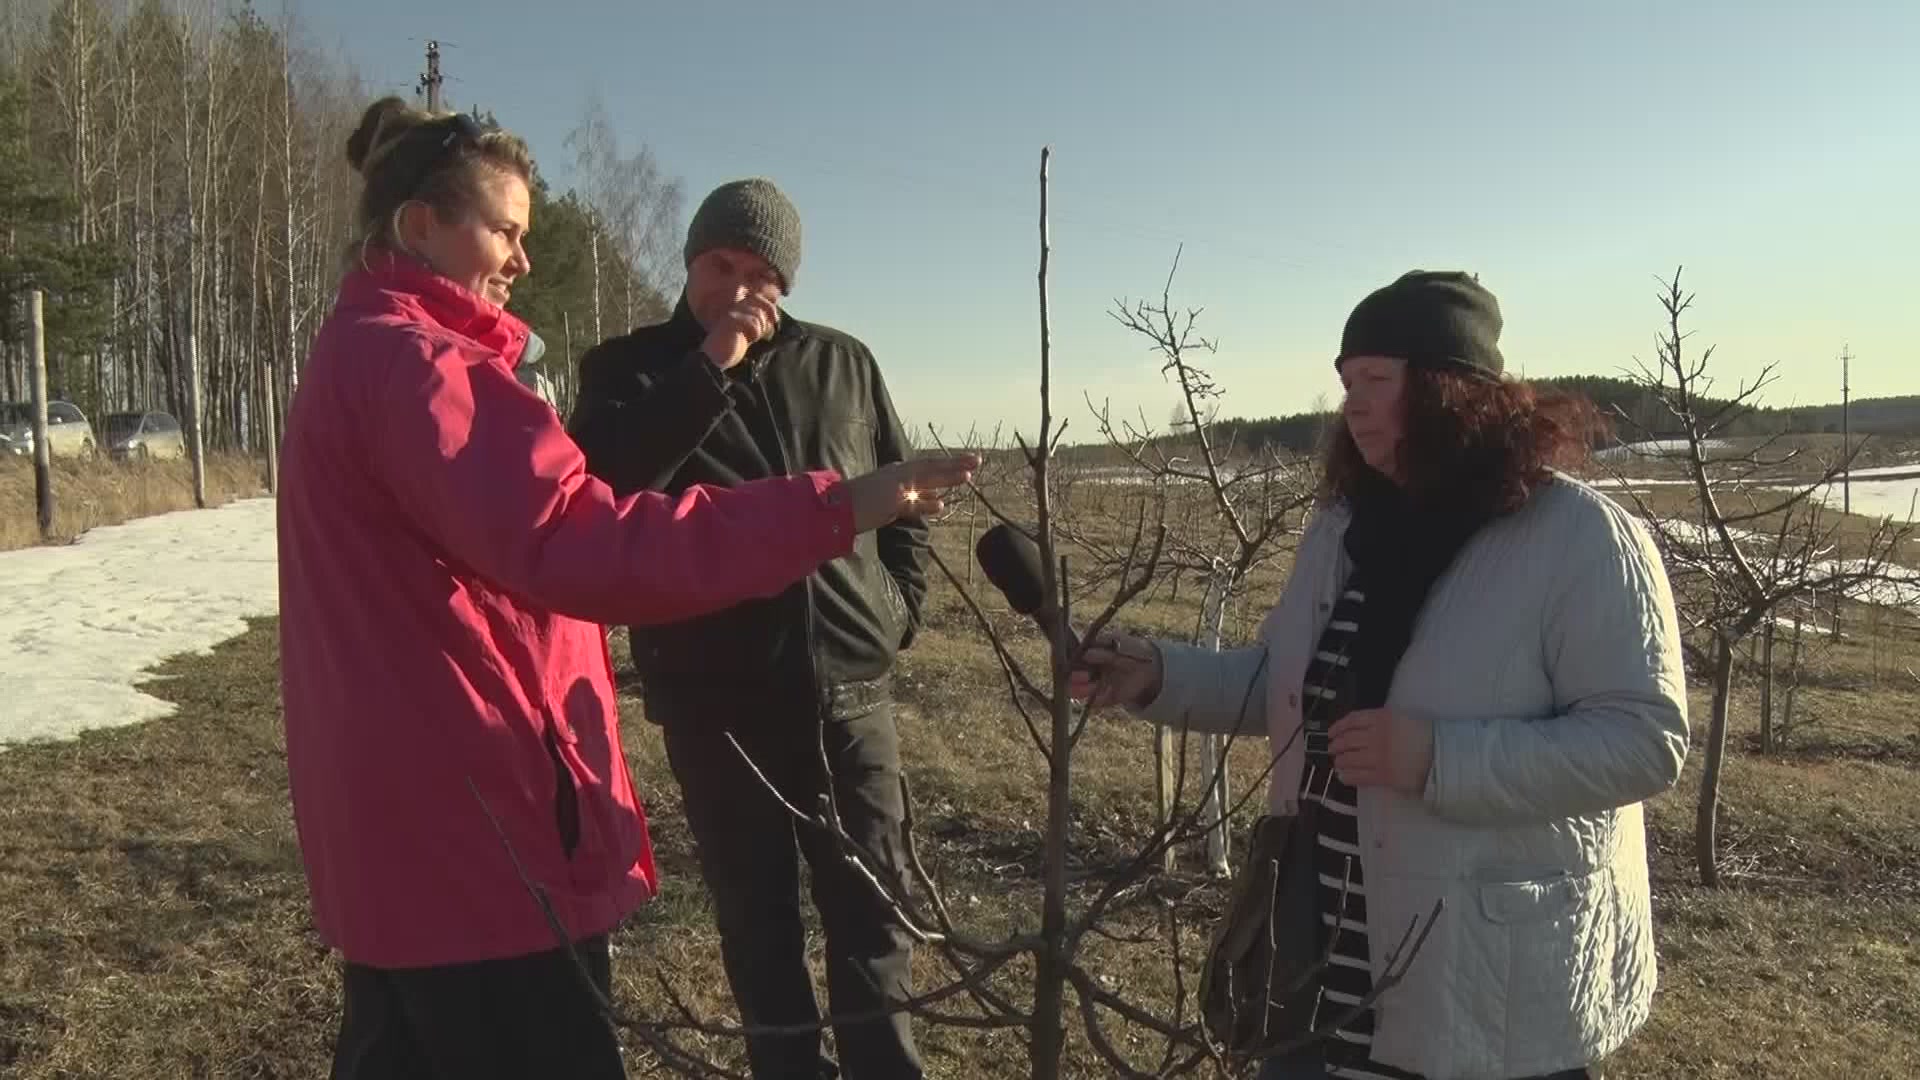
[331,934,626,1080]
[661,697,923,1080]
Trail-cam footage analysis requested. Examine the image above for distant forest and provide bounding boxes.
[1153,377,1920,458]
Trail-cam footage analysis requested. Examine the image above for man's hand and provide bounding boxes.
[701,289,781,371]
[841,454,981,533]
[1327,707,1434,795]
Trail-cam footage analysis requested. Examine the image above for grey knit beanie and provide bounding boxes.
[684,178,802,293]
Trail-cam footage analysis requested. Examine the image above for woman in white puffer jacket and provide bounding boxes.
[1076,271,1688,1080]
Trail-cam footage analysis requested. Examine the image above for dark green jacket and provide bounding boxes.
[566,300,927,723]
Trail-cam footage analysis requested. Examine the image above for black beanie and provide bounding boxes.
[684,178,803,293]
[1336,270,1504,379]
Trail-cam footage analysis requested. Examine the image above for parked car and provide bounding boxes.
[0,400,97,459]
[101,410,187,461]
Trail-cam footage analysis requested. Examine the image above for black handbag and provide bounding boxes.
[1198,806,1326,1058]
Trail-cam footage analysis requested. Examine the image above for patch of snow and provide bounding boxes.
[1803,477,1920,523]
[1591,476,1697,488]
[1639,515,1920,610]
[1594,439,1730,461]
[1,498,279,749]
[1835,463,1920,480]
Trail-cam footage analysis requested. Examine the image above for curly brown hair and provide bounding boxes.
[1319,367,1609,519]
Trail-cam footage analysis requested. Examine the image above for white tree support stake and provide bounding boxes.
[1198,559,1233,878]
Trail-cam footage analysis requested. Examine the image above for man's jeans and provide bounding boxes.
[662,696,922,1080]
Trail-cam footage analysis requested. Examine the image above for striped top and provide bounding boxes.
[1301,575,1419,1080]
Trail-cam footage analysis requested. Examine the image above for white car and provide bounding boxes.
[1,400,98,459]
[102,410,187,461]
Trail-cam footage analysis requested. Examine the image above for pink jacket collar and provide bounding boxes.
[341,251,532,368]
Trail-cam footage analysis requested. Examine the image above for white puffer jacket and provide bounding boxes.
[1140,476,1688,1080]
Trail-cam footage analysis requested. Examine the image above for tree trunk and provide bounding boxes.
[250,159,266,465]
[281,36,299,410]
[181,23,207,508]
[591,229,602,344]
[1030,692,1072,1080]
[1026,147,1067,1080]
[1695,634,1734,887]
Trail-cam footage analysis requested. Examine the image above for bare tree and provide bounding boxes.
[566,92,685,333]
[1603,268,1917,887]
[173,1,207,505]
[1077,249,1316,874]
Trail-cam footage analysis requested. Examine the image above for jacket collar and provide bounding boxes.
[342,250,532,367]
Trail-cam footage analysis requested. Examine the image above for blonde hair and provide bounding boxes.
[343,96,533,270]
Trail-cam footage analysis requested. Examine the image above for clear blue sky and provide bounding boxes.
[298,0,1918,440]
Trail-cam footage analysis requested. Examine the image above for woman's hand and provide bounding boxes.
[1069,632,1164,709]
[1327,707,1434,795]
[841,454,980,532]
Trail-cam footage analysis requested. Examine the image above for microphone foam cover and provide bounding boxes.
[975,523,1047,616]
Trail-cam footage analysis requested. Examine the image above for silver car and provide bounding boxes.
[0,400,98,459]
[102,410,187,461]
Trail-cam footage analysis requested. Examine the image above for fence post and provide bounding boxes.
[1155,726,1177,872]
[29,290,53,540]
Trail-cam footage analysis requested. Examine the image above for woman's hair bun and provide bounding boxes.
[345,95,423,175]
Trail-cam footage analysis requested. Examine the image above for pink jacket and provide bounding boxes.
[278,256,855,968]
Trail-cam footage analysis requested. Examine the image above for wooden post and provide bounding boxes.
[29,291,53,539]
[1781,611,1805,742]
[262,360,279,494]
[1758,617,1776,753]
[1155,726,1176,872]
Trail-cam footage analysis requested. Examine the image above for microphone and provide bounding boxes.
[975,523,1081,658]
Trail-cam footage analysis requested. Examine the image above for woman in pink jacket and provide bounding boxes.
[278,97,974,1080]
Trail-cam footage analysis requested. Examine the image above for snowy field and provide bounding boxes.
[1,498,279,749]
[1807,476,1920,522]
[1593,438,1731,461]
[1641,516,1920,610]
[1598,475,1920,520]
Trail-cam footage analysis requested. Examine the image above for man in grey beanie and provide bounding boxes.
[568,178,927,1080]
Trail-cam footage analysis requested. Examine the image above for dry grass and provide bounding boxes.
[1,485,1917,1077]
[0,454,267,551]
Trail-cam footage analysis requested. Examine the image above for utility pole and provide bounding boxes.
[30,291,52,540]
[1840,344,1852,516]
[418,40,443,113]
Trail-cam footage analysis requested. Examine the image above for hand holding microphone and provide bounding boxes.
[1070,632,1163,709]
[973,523,1165,706]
